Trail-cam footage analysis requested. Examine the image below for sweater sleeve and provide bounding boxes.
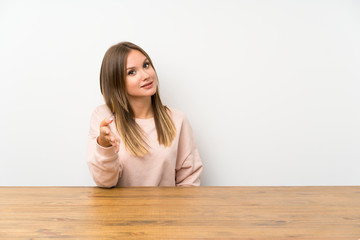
[86,107,122,188]
[175,115,203,186]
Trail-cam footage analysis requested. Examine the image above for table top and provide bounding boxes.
[0,186,359,239]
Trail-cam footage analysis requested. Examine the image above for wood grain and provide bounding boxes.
[0,186,359,239]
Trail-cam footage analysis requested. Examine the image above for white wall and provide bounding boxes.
[0,0,359,186]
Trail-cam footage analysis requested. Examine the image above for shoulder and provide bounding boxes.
[167,107,196,140]
[167,107,193,129]
[167,107,186,121]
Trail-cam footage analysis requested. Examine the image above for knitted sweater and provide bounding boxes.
[87,104,203,187]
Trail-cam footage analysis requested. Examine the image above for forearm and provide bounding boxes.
[87,137,121,188]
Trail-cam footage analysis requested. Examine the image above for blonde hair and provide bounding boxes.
[100,41,176,157]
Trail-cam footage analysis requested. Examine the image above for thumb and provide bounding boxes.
[100,117,113,127]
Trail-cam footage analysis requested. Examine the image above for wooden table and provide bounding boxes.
[0,187,359,239]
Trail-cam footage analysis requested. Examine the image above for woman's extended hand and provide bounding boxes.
[97,118,120,153]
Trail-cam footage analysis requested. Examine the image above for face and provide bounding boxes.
[125,50,158,102]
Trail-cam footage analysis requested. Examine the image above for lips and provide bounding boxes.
[141,82,153,88]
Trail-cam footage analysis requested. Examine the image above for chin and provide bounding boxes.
[148,88,157,96]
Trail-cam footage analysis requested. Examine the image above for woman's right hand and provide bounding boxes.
[97,118,120,153]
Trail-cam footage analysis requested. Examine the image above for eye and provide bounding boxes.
[128,70,135,76]
[143,62,150,69]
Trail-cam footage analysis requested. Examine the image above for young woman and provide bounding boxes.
[87,41,203,187]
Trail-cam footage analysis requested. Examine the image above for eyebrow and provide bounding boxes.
[126,58,149,70]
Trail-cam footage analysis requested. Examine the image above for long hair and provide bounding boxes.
[100,41,176,157]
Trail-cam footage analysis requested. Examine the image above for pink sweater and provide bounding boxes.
[87,105,203,187]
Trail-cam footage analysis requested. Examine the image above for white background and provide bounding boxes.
[0,0,359,186]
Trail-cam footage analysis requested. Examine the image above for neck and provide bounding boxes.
[128,96,153,119]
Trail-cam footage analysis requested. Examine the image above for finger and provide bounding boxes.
[112,142,118,153]
[108,134,118,144]
[100,117,113,127]
[113,138,120,153]
[105,134,115,144]
[100,126,111,136]
[110,136,120,153]
[110,136,118,145]
[116,139,120,153]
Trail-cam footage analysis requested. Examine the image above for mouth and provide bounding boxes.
[141,82,153,88]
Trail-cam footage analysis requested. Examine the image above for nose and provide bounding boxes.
[140,69,150,80]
